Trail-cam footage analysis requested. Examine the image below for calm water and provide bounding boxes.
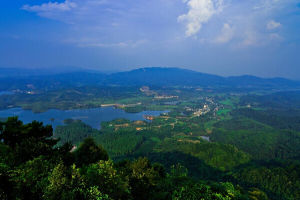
[0,107,168,129]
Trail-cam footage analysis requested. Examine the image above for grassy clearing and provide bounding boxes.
[217,108,231,116]
[220,99,234,106]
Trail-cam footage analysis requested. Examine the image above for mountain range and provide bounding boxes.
[1,67,299,90]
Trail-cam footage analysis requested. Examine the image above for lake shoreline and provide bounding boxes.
[0,107,168,130]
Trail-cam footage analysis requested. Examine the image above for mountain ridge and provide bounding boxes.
[1,67,299,89]
[105,67,300,88]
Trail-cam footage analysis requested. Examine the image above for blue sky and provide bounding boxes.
[1,0,300,78]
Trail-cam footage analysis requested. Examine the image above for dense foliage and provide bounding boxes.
[55,119,99,146]
[155,139,251,171]
[1,117,299,199]
[1,117,269,200]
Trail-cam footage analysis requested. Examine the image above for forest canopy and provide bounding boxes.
[1,117,300,200]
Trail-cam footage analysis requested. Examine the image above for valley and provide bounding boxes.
[1,68,300,200]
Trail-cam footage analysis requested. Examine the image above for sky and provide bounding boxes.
[0,0,300,79]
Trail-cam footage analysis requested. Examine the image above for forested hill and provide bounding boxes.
[104,68,224,87]
[105,67,300,88]
[0,67,299,90]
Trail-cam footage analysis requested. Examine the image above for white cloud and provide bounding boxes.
[214,23,234,43]
[178,0,223,37]
[22,0,77,13]
[267,20,282,30]
[177,0,296,46]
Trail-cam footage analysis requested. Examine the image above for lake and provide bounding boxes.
[0,107,168,129]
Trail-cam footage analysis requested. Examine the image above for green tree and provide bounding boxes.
[172,182,243,200]
[10,156,53,200]
[127,157,164,200]
[74,138,109,167]
[0,117,57,164]
[0,162,10,200]
[87,186,112,200]
[44,163,87,200]
[85,160,130,200]
[248,188,268,200]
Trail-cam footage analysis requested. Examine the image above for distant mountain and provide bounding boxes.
[1,67,299,90]
[226,75,299,88]
[104,67,224,87]
[105,67,300,89]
